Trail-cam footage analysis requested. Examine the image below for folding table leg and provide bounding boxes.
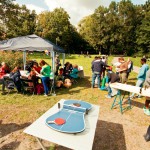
[36,137,46,150]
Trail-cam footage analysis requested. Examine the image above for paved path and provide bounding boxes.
[111,57,140,73]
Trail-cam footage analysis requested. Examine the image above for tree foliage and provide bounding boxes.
[0,0,149,55]
[78,0,150,55]
[0,0,36,39]
[35,8,88,53]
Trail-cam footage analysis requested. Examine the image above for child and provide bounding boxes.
[69,64,78,79]
[63,78,72,88]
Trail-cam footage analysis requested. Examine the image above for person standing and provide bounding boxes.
[101,56,107,78]
[127,60,133,78]
[39,60,51,96]
[91,56,108,89]
[117,57,130,83]
[130,58,149,99]
[143,69,150,115]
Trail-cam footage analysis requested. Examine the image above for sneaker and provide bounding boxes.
[44,94,48,96]
[144,109,150,116]
[105,95,112,99]
[143,106,146,111]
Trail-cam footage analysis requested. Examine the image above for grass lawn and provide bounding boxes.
[0,54,150,150]
[123,57,150,67]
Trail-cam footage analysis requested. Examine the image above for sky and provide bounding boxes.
[15,0,147,26]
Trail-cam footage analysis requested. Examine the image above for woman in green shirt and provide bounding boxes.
[39,60,51,96]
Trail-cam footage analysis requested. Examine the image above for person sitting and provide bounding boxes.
[105,66,120,98]
[28,70,37,87]
[32,62,42,74]
[56,80,63,88]
[63,62,72,77]
[9,66,22,93]
[63,78,72,88]
[69,64,78,79]
[0,62,10,92]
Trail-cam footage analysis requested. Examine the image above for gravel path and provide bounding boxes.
[111,57,140,73]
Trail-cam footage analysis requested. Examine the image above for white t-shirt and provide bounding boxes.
[113,62,121,72]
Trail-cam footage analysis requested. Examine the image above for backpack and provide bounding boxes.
[36,83,44,95]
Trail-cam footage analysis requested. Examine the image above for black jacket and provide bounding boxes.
[92,60,107,73]
[107,71,120,83]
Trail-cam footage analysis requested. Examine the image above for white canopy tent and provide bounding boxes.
[0,34,66,95]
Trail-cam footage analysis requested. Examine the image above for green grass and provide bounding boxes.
[0,54,136,122]
[1,54,149,149]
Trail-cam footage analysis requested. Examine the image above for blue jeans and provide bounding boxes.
[131,79,144,97]
[41,77,50,95]
[92,72,101,88]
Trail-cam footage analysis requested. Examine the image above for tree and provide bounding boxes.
[136,1,150,54]
[0,0,36,39]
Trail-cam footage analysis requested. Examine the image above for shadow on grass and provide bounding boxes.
[0,120,31,138]
[0,141,21,150]
[93,120,126,150]
[54,120,126,150]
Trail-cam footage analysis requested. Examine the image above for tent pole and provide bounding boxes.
[23,51,26,70]
[62,53,65,68]
[51,51,56,96]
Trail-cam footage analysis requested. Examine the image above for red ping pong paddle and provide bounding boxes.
[47,118,66,125]
[73,103,81,107]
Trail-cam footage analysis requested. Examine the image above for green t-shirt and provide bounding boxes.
[40,65,51,77]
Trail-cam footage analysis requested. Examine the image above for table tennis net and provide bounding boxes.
[63,104,86,113]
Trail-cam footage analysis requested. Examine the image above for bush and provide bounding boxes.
[0,51,26,70]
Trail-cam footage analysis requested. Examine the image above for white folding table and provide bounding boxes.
[24,99,100,150]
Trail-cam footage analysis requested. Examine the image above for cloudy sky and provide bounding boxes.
[15,0,147,26]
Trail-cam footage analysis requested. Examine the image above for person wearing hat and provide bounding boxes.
[105,66,120,98]
[55,55,61,76]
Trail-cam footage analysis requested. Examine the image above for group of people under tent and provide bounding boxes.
[0,55,80,96]
[91,56,150,116]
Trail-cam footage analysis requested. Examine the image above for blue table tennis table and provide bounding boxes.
[24,99,99,150]
[46,100,92,133]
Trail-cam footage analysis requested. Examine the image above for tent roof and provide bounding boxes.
[0,34,65,53]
